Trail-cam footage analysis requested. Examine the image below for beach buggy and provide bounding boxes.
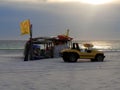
[60,43,105,62]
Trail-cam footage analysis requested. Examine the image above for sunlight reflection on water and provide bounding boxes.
[78,40,120,51]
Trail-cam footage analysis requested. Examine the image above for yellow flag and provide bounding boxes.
[20,19,30,35]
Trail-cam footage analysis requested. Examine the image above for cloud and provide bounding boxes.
[0,0,74,3]
[0,0,120,40]
[0,0,44,4]
[1,0,119,4]
[0,0,70,4]
[0,0,120,8]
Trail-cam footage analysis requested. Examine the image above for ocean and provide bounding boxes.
[79,40,120,51]
[0,40,120,51]
[0,40,26,55]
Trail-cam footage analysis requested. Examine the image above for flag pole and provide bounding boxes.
[30,24,33,39]
[29,24,33,60]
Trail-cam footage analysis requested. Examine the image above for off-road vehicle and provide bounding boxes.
[24,36,72,61]
[24,37,54,61]
[60,43,105,62]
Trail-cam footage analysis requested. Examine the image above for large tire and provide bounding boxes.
[62,53,69,62]
[95,55,104,62]
[67,53,78,62]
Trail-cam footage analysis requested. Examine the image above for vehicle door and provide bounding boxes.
[80,49,94,59]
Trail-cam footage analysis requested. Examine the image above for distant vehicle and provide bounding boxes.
[60,43,105,62]
[24,37,55,61]
[23,30,73,61]
[24,36,72,61]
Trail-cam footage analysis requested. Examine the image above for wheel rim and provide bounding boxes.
[69,54,77,62]
[97,55,103,61]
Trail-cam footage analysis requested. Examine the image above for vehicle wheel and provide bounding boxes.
[68,53,78,62]
[62,53,69,62]
[63,56,69,62]
[95,55,104,62]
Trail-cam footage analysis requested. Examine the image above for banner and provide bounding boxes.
[20,19,31,35]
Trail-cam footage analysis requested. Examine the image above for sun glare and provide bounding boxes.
[8,0,114,4]
[80,0,113,5]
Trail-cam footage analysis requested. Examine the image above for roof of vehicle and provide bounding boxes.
[30,36,73,44]
[31,37,53,44]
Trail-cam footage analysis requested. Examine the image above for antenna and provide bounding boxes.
[66,29,69,37]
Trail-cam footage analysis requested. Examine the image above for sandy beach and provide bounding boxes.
[0,51,120,90]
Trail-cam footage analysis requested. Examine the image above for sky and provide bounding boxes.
[0,0,120,40]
